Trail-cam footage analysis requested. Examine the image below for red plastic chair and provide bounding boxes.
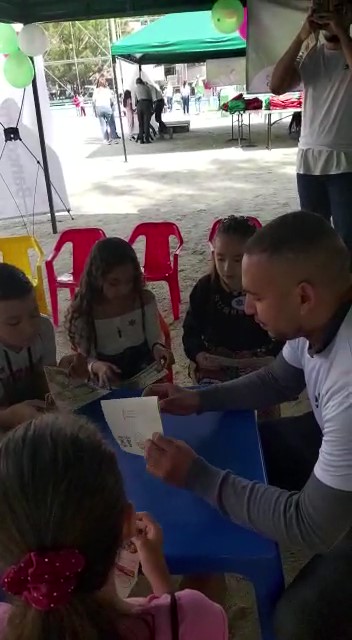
[128,222,184,321]
[158,311,174,383]
[208,216,262,250]
[46,227,106,326]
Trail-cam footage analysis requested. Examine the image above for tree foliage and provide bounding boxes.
[42,19,134,92]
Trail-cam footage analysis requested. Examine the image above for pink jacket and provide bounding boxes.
[0,590,228,640]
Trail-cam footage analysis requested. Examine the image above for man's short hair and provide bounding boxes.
[245,211,350,282]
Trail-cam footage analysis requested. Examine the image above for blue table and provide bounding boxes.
[81,390,284,640]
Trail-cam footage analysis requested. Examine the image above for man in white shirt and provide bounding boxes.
[147,83,168,135]
[135,78,153,144]
[271,10,352,261]
[145,211,352,639]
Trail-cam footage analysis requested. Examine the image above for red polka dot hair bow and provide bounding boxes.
[1,549,85,610]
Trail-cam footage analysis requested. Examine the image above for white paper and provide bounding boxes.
[101,396,163,456]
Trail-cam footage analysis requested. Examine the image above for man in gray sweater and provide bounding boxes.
[145,211,352,640]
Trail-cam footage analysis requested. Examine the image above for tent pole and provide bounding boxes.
[112,56,128,163]
[31,60,58,234]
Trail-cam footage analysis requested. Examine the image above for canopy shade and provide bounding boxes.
[111,11,246,64]
[0,0,218,23]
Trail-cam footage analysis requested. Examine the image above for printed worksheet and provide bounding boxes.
[45,366,108,411]
[205,353,274,375]
[124,362,167,390]
[101,395,163,455]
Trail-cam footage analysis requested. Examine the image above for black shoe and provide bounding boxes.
[145,138,151,144]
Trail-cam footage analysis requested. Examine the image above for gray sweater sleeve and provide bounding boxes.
[186,459,352,552]
[198,352,306,412]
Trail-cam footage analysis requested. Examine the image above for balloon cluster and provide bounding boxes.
[0,23,49,89]
[211,0,247,38]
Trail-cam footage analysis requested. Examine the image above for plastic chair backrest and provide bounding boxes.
[52,228,106,281]
[0,235,43,278]
[129,222,183,273]
[208,216,262,245]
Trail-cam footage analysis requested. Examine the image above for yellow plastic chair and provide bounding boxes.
[0,235,49,315]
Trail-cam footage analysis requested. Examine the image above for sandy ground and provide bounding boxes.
[1,107,311,638]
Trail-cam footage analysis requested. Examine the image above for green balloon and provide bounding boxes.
[0,23,18,54]
[4,51,34,89]
[212,0,244,34]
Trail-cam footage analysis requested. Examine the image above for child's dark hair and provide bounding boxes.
[123,90,132,108]
[210,216,258,281]
[0,263,33,301]
[215,216,258,243]
[66,237,145,354]
[0,414,153,640]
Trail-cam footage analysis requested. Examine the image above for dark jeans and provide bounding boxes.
[297,172,352,254]
[154,99,168,134]
[259,413,352,640]
[136,99,153,141]
[182,96,190,114]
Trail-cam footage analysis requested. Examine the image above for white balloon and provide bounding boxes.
[18,24,49,57]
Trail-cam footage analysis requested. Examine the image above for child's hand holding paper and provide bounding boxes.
[101,396,163,456]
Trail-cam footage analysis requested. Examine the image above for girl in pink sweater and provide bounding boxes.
[0,414,227,640]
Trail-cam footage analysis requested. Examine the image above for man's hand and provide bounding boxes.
[299,10,320,42]
[143,383,200,415]
[315,13,345,35]
[145,433,197,486]
[2,400,46,431]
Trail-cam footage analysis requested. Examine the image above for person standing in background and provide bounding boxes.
[181,81,190,114]
[135,77,153,144]
[194,76,205,114]
[92,76,119,145]
[148,83,168,136]
[271,9,352,262]
[123,89,135,141]
[165,82,174,111]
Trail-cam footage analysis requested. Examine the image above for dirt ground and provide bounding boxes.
[1,108,311,638]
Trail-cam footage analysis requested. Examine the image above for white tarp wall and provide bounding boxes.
[0,54,70,221]
[206,57,246,87]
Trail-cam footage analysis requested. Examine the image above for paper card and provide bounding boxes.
[123,362,167,390]
[101,395,163,456]
[44,366,108,411]
[205,353,274,373]
[114,540,140,599]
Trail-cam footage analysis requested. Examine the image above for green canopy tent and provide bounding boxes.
[111,10,246,65]
[0,1,217,23]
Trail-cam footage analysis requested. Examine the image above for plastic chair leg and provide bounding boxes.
[48,282,59,327]
[168,277,180,321]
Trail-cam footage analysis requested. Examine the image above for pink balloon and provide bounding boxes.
[239,7,247,40]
